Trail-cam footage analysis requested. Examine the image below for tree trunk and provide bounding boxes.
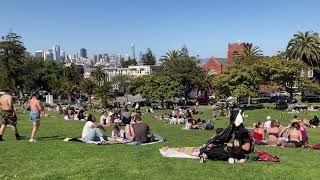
[247,96,251,106]
[89,95,92,108]
[289,86,293,103]
[58,95,61,104]
[68,94,71,103]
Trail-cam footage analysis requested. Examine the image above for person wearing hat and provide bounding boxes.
[105,111,114,126]
[264,116,272,130]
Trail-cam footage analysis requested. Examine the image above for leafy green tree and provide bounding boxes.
[111,75,132,94]
[0,32,26,90]
[60,81,78,102]
[287,31,320,67]
[132,73,182,102]
[93,80,114,107]
[160,48,205,102]
[142,48,156,65]
[213,53,264,102]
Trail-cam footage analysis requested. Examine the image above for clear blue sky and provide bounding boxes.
[1,0,320,58]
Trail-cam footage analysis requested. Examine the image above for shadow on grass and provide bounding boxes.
[38,135,65,140]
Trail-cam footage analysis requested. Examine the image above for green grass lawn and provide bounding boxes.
[1,107,320,180]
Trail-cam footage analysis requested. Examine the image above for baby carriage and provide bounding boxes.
[199,108,254,163]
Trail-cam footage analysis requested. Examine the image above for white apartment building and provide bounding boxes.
[84,65,159,80]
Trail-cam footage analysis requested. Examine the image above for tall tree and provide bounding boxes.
[0,32,26,89]
[160,49,205,102]
[287,31,320,67]
[142,48,156,65]
[242,44,263,58]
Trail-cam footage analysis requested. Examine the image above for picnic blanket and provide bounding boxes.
[63,137,127,145]
[254,150,280,162]
[64,134,166,145]
[159,146,200,159]
[304,144,320,150]
[159,146,280,162]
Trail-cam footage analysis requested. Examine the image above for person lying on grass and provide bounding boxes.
[82,114,108,144]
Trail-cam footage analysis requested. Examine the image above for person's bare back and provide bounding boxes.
[0,94,13,111]
[29,98,41,113]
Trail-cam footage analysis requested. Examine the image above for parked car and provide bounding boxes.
[301,95,320,103]
[216,100,227,108]
[196,95,208,105]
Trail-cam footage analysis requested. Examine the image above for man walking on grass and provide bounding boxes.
[0,88,22,141]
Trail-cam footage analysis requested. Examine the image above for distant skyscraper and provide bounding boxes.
[80,48,87,58]
[103,53,109,63]
[131,43,136,59]
[98,54,103,61]
[53,45,61,61]
[35,50,44,59]
[60,51,66,61]
[93,54,98,64]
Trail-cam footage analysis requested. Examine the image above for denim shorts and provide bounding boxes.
[29,111,40,122]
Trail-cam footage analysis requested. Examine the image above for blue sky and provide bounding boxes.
[1,0,320,58]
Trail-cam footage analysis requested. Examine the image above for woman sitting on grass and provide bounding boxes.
[267,120,280,146]
[285,122,302,148]
[299,121,308,144]
[252,122,266,145]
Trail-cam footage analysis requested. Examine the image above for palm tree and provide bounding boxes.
[91,65,107,86]
[242,43,263,58]
[160,50,182,62]
[287,31,320,66]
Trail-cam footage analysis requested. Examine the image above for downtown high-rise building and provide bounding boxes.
[44,49,54,61]
[80,48,87,58]
[131,43,136,59]
[60,51,66,61]
[53,45,61,61]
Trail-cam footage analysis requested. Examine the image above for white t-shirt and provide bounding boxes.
[264,120,272,129]
[100,115,106,124]
[82,121,93,138]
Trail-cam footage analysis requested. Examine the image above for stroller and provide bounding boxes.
[199,108,254,163]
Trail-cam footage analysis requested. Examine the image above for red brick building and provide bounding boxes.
[203,57,223,75]
[227,42,251,65]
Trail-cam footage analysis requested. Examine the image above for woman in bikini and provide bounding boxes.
[267,120,280,146]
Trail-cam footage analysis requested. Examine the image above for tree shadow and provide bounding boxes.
[37,135,65,140]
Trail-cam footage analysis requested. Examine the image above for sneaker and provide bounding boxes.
[228,158,235,164]
[29,139,36,143]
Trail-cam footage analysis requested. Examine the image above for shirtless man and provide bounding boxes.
[0,88,22,141]
[29,93,42,142]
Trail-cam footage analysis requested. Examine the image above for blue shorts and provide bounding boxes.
[29,111,40,122]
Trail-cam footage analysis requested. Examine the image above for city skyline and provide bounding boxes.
[1,0,320,58]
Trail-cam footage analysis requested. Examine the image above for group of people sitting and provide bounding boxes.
[252,115,318,148]
[185,119,214,130]
[62,106,86,121]
[81,108,154,145]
